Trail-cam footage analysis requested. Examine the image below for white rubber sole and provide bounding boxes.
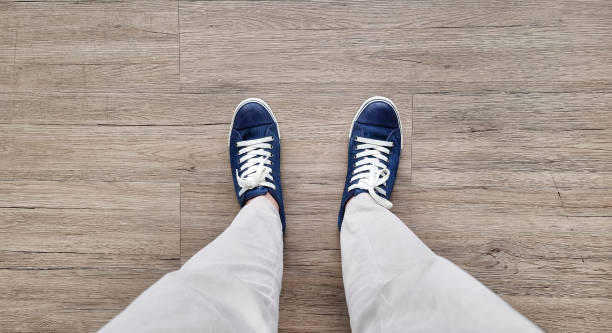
[349,96,403,150]
[228,98,281,147]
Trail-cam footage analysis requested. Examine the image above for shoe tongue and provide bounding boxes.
[356,123,390,142]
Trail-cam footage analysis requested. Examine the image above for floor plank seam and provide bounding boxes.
[177,0,182,94]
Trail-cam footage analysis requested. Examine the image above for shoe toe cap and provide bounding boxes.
[233,101,275,130]
[356,100,400,129]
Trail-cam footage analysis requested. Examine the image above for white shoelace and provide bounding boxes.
[348,137,394,209]
[235,136,276,196]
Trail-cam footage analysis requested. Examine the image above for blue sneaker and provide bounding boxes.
[229,98,286,230]
[338,96,403,229]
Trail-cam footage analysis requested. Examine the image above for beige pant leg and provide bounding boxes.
[341,193,542,333]
[99,196,283,333]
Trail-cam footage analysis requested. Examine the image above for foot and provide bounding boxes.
[229,98,286,230]
[338,96,403,228]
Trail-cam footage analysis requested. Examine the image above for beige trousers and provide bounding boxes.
[99,194,541,333]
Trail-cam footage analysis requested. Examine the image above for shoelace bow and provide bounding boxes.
[235,136,276,196]
[348,136,394,209]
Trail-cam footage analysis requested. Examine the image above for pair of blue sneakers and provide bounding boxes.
[229,97,402,230]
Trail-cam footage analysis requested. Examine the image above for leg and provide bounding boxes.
[100,98,286,332]
[99,196,283,333]
[341,193,542,333]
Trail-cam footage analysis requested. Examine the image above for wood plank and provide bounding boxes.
[179,1,611,93]
[412,92,612,188]
[180,26,612,91]
[503,296,611,333]
[180,0,612,31]
[0,181,180,332]
[0,94,412,183]
[0,0,178,93]
[0,90,410,125]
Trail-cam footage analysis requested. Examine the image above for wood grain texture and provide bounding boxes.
[0,93,412,183]
[0,0,178,93]
[1,0,610,332]
[412,92,612,188]
[179,0,612,93]
[0,181,180,332]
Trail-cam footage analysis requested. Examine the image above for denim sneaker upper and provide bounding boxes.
[338,96,402,228]
[229,98,286,230]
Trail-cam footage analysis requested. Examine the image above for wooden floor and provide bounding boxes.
[1,1,611,332]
